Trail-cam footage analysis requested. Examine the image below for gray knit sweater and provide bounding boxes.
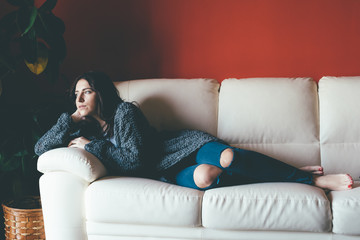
[35,102,220,177]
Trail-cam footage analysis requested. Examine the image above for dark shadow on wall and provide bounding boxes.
[60,0,163,82]
[117,0,164,81]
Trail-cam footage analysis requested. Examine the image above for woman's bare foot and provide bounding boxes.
[313,174,353,191]
[300,165,324,175]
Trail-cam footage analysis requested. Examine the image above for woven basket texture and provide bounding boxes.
[2,196,45,240]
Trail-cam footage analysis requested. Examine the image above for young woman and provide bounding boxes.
[35,71,354,191]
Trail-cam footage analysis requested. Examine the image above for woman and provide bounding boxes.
[35,71,354,191]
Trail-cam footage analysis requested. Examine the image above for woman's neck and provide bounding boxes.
[93,116,108,132]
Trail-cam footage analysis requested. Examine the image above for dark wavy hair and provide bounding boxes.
[70,71,123,136]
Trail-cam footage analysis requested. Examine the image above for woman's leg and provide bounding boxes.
[176,141,306,190]
[193,141,353,190]
[175,164,223,190]
[195,142,314,184]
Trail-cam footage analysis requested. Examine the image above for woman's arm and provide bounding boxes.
[84,102,155,176]
[34,113,77,156]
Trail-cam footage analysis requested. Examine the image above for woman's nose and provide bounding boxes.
[76,93,84,102]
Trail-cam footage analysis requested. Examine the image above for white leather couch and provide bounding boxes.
[37,77,360,240]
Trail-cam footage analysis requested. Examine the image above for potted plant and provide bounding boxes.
[0,0,66,84]
[0,0,67,238]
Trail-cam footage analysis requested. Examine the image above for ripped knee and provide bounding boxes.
[193,164,222,189]
[220,148,234,168]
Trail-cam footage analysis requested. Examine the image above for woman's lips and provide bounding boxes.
[78,105,86,109]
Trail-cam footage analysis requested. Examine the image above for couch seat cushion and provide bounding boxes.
[85,176,204,227]
[202,182,331,232]
[328,182,360,235]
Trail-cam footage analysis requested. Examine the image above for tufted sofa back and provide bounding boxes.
[319,76,360,177]
[218,77,320,168]
[114,78,219,136]
[114,77,360,178]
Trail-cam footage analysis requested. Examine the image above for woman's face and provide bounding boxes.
[75,79,99,117]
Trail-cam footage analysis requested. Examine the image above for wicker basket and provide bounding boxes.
[2,196,45,240]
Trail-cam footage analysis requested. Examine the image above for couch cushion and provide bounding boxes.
[114,78,219,136]
[85,176,204,227]
[328,182,360,235]
[202,183,332,232]
[217,77,320,168]
[319,76,360,178]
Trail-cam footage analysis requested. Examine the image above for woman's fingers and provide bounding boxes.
[68,140,76,147]
[68,137,90,149]
[71,110,84,123]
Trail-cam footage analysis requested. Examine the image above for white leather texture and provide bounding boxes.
[114,78,219,136]
[328,182,360,235]
[86,234,359,240]
[319,76,360,177]
[86,222,338,240]
[37,147,107,182]
[40,172,89,240]
[86,177,204,227]
[38,77,360,239]
[218,78,320,168]
[87,222,203,239]
[202,182,331,232]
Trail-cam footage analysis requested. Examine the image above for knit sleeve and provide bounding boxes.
[34,112,76,156]
[84,102,154,175]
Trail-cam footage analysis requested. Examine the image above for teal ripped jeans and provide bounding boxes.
[175,141,313,190]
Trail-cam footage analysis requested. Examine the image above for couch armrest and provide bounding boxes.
[37,147,107,182]
[38,148,107,240]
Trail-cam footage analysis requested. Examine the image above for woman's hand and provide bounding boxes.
[68,137,90,149]
[71,110,84,123]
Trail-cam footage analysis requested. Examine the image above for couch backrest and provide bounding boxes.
[114,78,220,136]
[319,76,360,177]
[114,77,360,177]
[217,77,320,168]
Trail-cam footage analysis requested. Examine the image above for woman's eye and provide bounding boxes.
[85,90,92,94]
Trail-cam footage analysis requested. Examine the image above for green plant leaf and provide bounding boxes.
[40,12,65,35]
[13,150,28,157]
[0,153,21,172]
[21,155,26,175]
[31,129,41,143]
[25,42,48,74]
[39,0,58,12]
[0,54,16,73]
[19,6,38,36]
[21,28,37,63]
[49,35,66,61]
[45,59,59,83]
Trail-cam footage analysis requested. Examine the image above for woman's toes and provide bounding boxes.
[345,174,353,184]
[300,166,324,175]
[313,171,324,175]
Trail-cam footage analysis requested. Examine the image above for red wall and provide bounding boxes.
[3,0,360,83]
